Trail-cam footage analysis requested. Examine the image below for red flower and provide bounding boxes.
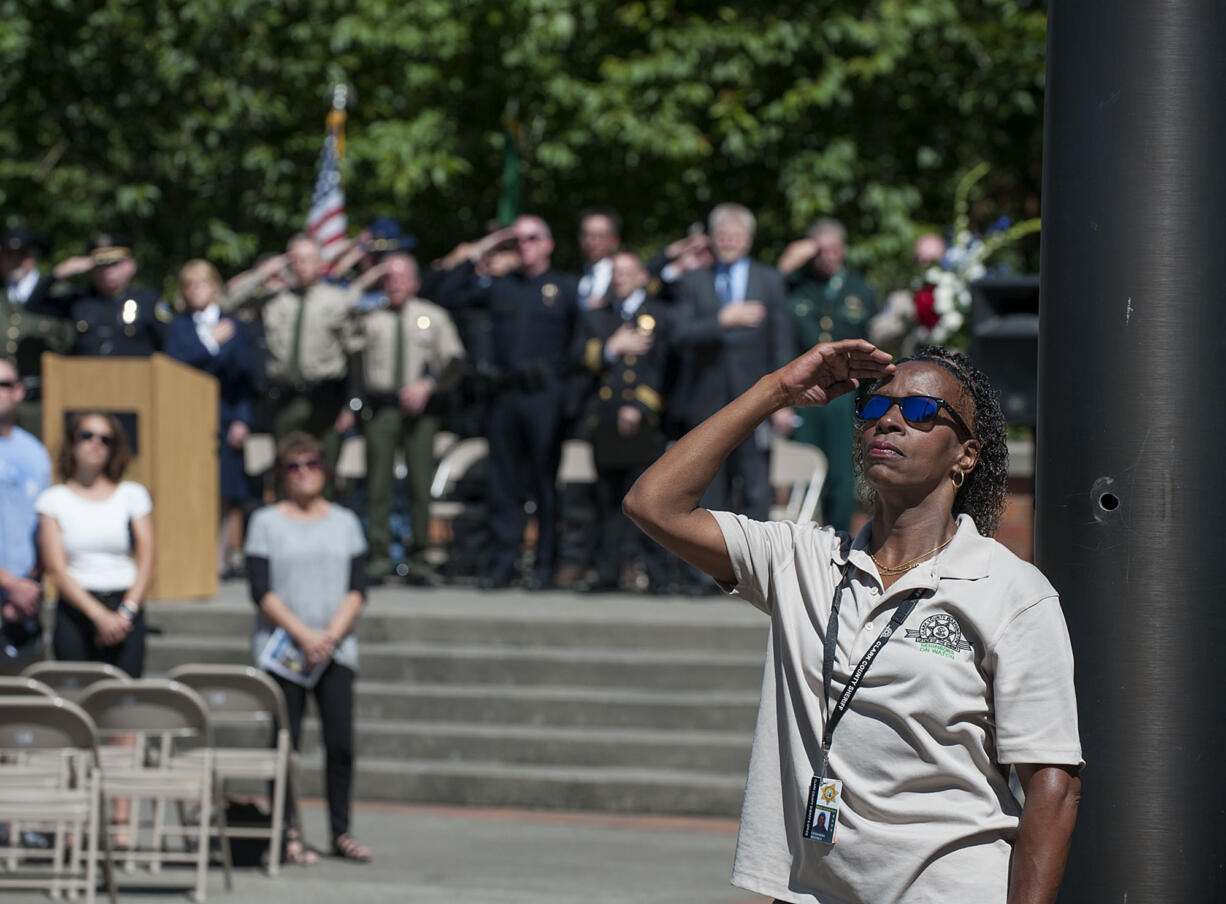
[914,284,939,329]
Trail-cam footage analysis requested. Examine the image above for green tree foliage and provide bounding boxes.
[0,0,1045,291]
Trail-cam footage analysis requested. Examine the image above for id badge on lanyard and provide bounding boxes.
[804,571,923,845]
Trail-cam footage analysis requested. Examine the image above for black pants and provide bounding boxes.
[52,591,146,677]
[485,385,564,583]
[593,465,671,588]
[697,432,772,520]
[271,662,355,839]
[681,433,772,592]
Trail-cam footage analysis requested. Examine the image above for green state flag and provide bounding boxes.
[497,122,522,227]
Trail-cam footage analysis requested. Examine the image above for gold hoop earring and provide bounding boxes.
[951,471,965,489]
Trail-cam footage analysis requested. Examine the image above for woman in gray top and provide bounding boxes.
[245,431,371,864]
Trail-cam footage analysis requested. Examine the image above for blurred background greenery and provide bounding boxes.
[0,0,1045,291]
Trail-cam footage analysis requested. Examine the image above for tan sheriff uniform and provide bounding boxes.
[228,276,361,469]
[359,298,465,579]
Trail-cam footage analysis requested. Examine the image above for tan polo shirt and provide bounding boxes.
[258,283,359,384]
[712,511,1082,904]
[358,298,466,395]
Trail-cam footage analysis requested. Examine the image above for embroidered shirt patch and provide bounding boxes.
[905,613,973,659]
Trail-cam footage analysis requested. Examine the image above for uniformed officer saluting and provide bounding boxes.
[777,218,881,532]
[225,234,361,472]
[574,250,673,593]
[353,253,465,585]
[45,233,166,357]
[462,215,578,590]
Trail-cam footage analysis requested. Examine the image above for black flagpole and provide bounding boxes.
[1038,1,1226,900]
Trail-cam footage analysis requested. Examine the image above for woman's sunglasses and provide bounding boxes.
[855,394,972,437]
[285,459,322,474]
[76,430,116,447]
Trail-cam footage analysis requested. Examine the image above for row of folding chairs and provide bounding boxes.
[0,662,296,903]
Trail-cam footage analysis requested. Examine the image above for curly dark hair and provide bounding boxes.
[853,345,1009,536]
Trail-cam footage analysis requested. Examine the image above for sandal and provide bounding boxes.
[284,828,321,866]
[331,833,372,863]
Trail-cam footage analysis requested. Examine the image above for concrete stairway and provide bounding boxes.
[144,584,768,816]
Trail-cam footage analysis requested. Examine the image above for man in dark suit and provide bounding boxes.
[576,207,620,310]
[671,203,795,524]
[573,251,673,592]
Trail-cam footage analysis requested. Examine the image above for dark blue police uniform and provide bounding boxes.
[66,286,164,356]
[478,266,578,588]
[574,295,673,591]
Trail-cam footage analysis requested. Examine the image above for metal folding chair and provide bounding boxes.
[77,680,233,903]
[22,662,131,702]
[769,439,829,523]
[23,664,140,869]
[429,436,489,520]
[0,676,55,697]
[0,696,116,904]
[166,665,296,875]
[0,677,58,858]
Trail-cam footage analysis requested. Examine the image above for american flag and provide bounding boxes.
[306,89,348,261]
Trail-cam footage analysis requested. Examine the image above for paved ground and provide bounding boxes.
[4,800,766,903]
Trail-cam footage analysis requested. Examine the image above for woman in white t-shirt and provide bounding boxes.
[37,412,154,677]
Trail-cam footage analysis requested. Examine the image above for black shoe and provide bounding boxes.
[578,578,620,594]
[479,573,514,590]
[524,574,557,592]
[403,566,442,587]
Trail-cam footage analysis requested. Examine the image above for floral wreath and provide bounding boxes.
[913,163,1040,345]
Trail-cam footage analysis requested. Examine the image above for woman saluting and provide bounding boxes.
[625,340,1081,904]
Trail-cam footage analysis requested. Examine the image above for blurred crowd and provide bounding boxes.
[1,208,946,595]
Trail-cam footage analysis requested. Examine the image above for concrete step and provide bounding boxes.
[292,756,747,817]
[145,592,768,654]
[351,682,759,732]
[145,637,767,691]
[146,585,766,815]
[215,720,752,773]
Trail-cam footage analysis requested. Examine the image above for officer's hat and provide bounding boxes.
[88,233,134,265]
[364,217,417,254]
[1,226,49,257]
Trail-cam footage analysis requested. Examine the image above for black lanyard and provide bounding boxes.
[819,568,924,778]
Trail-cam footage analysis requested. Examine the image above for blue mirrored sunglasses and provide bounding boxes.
[854,394,972,437]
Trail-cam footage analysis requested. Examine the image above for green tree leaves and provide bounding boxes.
[0,0,1044,292]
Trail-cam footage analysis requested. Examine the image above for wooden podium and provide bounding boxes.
[41,353,220,601]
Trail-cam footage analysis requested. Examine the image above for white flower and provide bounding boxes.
[933,282,956,313]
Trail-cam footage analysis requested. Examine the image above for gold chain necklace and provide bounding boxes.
[870,534,955,575]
